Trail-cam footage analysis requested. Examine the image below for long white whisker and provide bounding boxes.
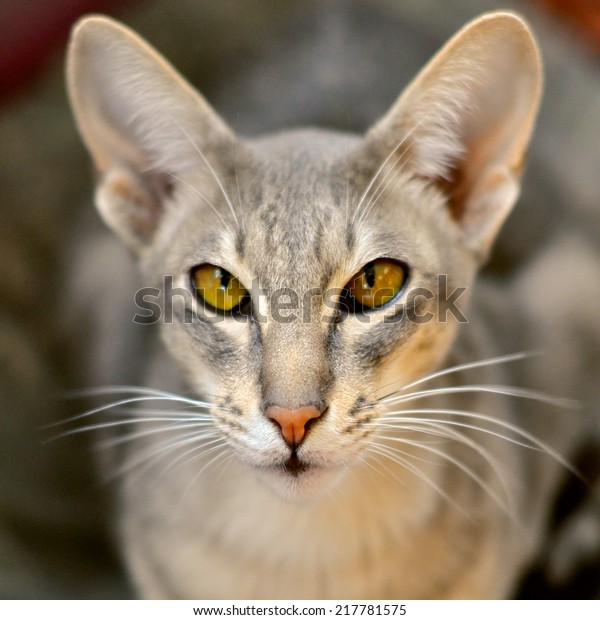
[379,415,542,452]
[372,436,444,465]
[102,429,209,483]
[115,431,222,483]
[379,434,510,512]
[168,171,233,234]
[378,407,577,474]
[345,131,351,230]
[366,443,467,516]
[232,137,246,233]
[105,406,212,418]
[358,446,424,492]
[356,143,411,230]
[50,414,213,440]
[169,116,240,231]
[374,420,514,514]
[352,109,434,226]
[51,393,214,429]
[148,435,226,483]
[351,140,404,226]
[368,442,441,484]
[371,351,537,401]
[66,385,214,405]
[381,384,577,409]
[353,452,393,486]
[214,450,238,485]
[96,421,215,451]
[177,443,233,509]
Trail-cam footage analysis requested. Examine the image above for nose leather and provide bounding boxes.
[266,405,322,448]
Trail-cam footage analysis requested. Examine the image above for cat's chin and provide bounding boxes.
[254,462,346,502]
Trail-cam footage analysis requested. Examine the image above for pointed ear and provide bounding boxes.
[66,15,234,252]
[366,12,542,260]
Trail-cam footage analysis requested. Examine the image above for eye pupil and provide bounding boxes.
[364,262,376,288]
[218,268,231,289]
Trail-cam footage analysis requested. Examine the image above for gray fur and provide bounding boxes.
[2,0,599,599]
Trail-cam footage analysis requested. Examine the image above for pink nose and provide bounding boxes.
[266,405,323,448]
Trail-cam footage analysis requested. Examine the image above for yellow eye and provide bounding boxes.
[191,264,249,311]
[345,258,407,309]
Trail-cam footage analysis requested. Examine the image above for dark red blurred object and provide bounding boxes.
[0,0,138,102]
[537,0,600,54]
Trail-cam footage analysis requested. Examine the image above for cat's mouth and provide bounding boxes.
[257,453,314,478]
[282,453,309,477]
[254,451,344,500]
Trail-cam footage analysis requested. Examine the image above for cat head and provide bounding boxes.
[67,12,541,499]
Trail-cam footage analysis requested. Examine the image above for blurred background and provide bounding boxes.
[1,0,599,599]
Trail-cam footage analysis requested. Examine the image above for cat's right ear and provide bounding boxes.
[66,15,234,253]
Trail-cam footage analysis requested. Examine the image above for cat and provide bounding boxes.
[60,9,600,599]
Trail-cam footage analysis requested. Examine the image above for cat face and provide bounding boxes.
[67,12,541,498]
[143,130,473,497]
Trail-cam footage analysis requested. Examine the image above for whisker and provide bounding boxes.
[352,109,434,227]
[367,442,438,485]
[171,437,229,476]
[345,130,351,230]
[379,415,543,452]
[113,431,222,483]
[378,407,578,475]
[104,406,212,418]
[374,420,514,514]
[380,384,577,409]
[352,453,386,485]
[65,385,214,405]
[355,142,411,230]
[356,449,415,498]
[214,450,238,485]
[100,428,205,483]
[369,351,537,401]
[400,352,538,393]
[49,394,212,429]
[177,443,233,508]
[366,443,468,516]
[377,434,510,513]
[351,140,407,227]
[168,171,234,235]
[168,115,241,231]
[371,436,445,465]
[232,137,246,234]
[95,420,215,450]
[146,434,226,483]
[49,415,213,442]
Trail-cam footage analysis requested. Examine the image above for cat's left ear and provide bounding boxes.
[366,11,542,260]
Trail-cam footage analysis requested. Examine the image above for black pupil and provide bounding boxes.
[364,262,376,288]
[218,268,231,290]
